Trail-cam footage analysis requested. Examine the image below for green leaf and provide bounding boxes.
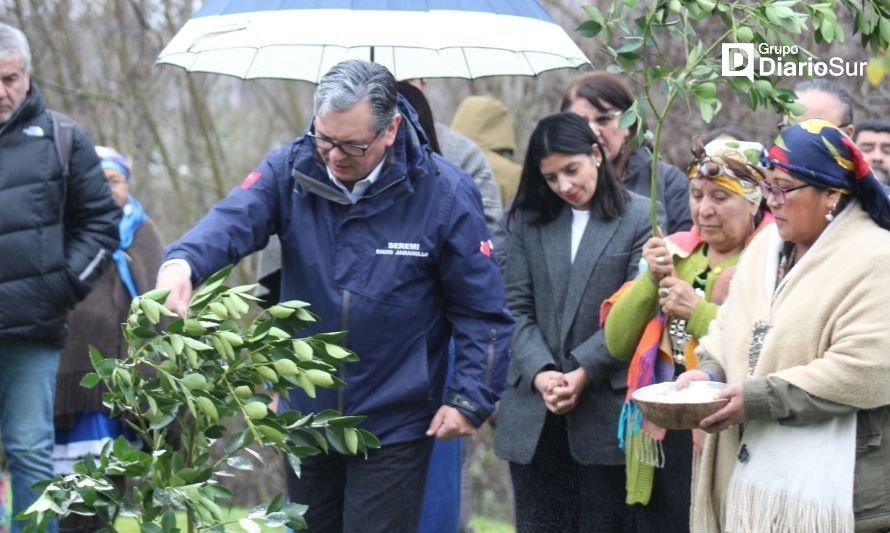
[140,523,162,533]
[820,19,835,42]
[80,372,101,389]
[881,18,890,44]
[89,346,105,368]
[320,415,366,428]
[161,510,177,532]
[226,456,253,470]
[697,0,716,13]
[614,37,643,54]
[576,19,602,38]
[141,287,172,303]
[691,81,717,100]
[699,100,715,123]
[324,343,353,360]
[182,337,213,351]
[286,453,302,480]
[224,431,248,455]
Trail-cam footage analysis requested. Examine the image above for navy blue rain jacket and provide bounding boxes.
[165,100,513,444]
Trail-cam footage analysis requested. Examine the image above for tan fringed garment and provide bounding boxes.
[691,204,890,532]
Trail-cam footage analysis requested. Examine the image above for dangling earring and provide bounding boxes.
[825,205,836,222]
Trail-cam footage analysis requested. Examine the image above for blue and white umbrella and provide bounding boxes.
[156,0,591,81]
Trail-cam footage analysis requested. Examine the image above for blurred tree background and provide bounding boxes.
[1,0,885,527]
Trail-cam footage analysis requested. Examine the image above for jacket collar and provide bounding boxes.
[0,83,44,137]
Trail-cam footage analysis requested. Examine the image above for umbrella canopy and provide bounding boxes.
[156,0,591,81]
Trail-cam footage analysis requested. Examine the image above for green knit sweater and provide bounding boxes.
[603,244,744,363]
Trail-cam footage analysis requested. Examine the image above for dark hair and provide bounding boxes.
[853,119,890,141]
[560,72,635,125]
[794,78,853,127]
[508,112,628,227]
[396,81,441,155]
[560,72,645,168]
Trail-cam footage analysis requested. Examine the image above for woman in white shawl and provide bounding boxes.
[677,119,890,533]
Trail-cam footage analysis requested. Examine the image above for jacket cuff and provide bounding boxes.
[686,300,718,339]
[446,393,487,427]
[742,379,773,420]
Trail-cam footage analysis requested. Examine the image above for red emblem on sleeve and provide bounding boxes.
[241,171,262,189]
[480,240,493,257]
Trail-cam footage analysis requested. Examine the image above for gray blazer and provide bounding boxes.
[494,194,650,465]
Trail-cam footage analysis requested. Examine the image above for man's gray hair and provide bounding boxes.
[314,60,398,133]
[794,78,853,127]
[0,23,31,73]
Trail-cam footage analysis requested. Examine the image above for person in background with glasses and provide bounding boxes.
[601,137,772,533]
[561,72,693,235]
[677,119,890,532]
[156,59,513,533]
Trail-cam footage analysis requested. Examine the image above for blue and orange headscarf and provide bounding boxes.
[762,118,890,230]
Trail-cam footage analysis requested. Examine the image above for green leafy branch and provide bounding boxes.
[578,0,890,231]
[23,266,378,532]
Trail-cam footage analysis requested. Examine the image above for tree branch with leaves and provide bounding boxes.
[22,267,378,533]
[579,0,890,231]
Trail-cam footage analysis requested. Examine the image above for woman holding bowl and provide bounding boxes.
[678,119,890,532]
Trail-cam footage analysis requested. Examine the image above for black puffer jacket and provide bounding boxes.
[0,84,120,346]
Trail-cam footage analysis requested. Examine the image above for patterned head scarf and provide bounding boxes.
[687,138,763,205]
[95,145,131,181]
[762,119,890,230]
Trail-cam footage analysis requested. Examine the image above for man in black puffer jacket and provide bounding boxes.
[0,23,119,531]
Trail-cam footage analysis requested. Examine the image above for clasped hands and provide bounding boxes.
[534,368,589,415]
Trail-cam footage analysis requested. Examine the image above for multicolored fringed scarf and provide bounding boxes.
[600,284,676,504]
[600,231,706,505]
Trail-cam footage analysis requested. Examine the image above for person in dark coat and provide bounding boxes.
[0,23,120,532]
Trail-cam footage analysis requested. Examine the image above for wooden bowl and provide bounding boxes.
[631,381,729,430]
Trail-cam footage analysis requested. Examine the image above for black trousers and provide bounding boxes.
[510,413,633,533]
[630,428,692,533]
[285,437,434,533]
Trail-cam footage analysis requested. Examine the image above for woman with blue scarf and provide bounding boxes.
[53,146,164,530]
[679,119,890,532]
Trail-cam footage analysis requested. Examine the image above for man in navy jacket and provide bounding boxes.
[157,59,512,532]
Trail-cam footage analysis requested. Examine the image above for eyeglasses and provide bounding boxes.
[307,130,381,157]
[757,180,810,205]
[591,110,623,127]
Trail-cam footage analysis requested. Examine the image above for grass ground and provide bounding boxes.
[115,509,515,532]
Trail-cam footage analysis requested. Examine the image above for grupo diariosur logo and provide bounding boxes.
[721,43,867,81]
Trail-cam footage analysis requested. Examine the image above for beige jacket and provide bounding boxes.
[451,95,521,204]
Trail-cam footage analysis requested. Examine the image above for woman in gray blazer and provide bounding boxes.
[494,113,650,532]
